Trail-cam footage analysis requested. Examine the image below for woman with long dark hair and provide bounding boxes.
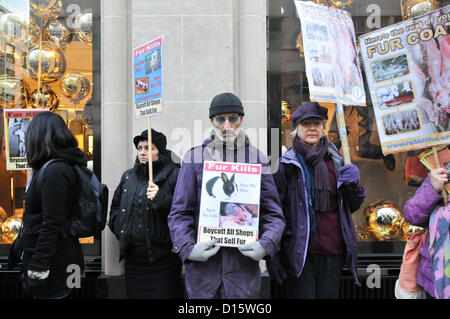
[20,111,86,298]
[109,129,183,299]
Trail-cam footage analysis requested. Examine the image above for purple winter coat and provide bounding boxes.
[268,146,365,286]
[168,138,285,298]
[403,174,442,298]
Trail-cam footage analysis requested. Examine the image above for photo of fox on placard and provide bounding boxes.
[145,48,161,74]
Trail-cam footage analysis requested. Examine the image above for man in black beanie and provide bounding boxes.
[168,92,285,299]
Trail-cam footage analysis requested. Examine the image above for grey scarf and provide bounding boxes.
[205,127,249,162]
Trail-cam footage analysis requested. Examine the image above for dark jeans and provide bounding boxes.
[284,254,343,299]
[125,259,184,299]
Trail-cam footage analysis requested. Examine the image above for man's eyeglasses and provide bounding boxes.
[214,115,241,124]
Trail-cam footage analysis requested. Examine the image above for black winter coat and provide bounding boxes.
[109,154,181,266]
[21,147,85,297]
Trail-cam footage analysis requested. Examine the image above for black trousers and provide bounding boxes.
[284,254,343,299]
[125,259,184,299]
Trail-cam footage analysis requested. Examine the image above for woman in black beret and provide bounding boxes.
[109,129,184,299]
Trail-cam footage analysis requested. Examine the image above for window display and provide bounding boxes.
[268,0,445,252]
[0,0,98,246]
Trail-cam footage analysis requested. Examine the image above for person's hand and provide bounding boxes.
[146,182,159,200]
[187,239,220,262]
[430,168,447,193]
[338,164,360,185]
[238,241,266,261]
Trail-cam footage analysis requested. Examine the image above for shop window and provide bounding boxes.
[0,0,100,252]
[267,0,440,253]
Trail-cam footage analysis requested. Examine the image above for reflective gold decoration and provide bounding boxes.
[24,16,43,47]
[30,0,64,19]
[296,32,304,57]
[0,75,30,108]
[1,216,22,243]
[75,12,92,45]
[401,221,424,240]
[328,0,354,9]
[60,72,91,102]
[26,42,66,82]
[309,0,354,8]
[281,101,291,126]
[364,200,404,241]
[30,85,59,110]
[0,207,7,224]
[400,0,439,20]
[45,19,73,47]
[0,14,27,44]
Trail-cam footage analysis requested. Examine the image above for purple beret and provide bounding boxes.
[291,102,328,127]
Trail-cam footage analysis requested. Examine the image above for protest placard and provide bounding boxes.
[294,1,366,106]
[133,36,164,118]
[359,6,450,155]
[3,109,48,170]
[197,161,261,247]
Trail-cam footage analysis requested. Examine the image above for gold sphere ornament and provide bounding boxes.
[45,19,73,47]
[401,222,424,240]
[400,0,439,20]
[75,12,92,45]
[364,200,404,241]
[26,42,66,82]
[30,0,63,19]
[0,206,7,224]
[0,75,30,108]
[1,216,22,243]
[329,0,354,9]
[281,101,291,126]
[60,72,91,102]
[30,85,59,110]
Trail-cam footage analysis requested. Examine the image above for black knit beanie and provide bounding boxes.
[209,92,245,119]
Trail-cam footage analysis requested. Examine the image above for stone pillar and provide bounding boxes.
[236,0,268,274]
[237,0,268,155]
[101,0,131,276]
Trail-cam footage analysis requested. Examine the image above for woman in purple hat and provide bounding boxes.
[267,102,366,299]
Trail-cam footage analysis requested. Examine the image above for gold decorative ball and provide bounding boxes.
[1,216,22,243]
[60,72,91,102]
[401,222,424,240]
[45,19,73,47]
[30,85,59,110]
[410,2,433,18]
[75,12,92,45]
[281,101,291,126]
[364,200,404,241]
[0,75,30,108]
[30,0,63,19]
[26,42,66,82]
[0,206,7,224]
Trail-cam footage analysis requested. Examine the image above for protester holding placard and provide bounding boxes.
[267,102,366,299]
[168,92,285,299]
[403,168,450,299]
[109,129,183,299]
